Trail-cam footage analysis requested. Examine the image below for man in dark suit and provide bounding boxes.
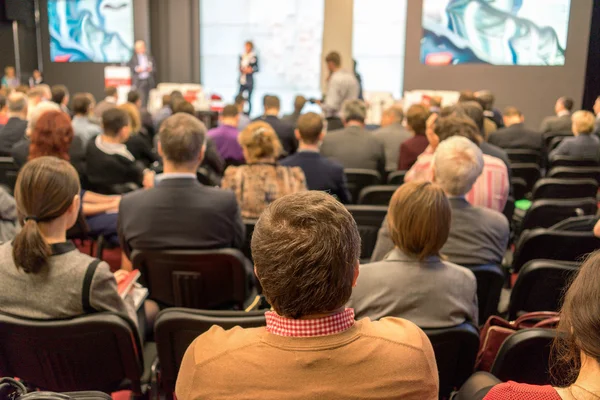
[320,99,385,176]
[118,113,245,259]
[0,92,28,156]
[254,95,297,156]
[540,96,573,133]
[128,40,156,108]
[488,107,542,151]
[281,112,351,203]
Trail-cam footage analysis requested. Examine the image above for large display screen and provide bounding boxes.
[48,0,134,63]
[421,0,571,66]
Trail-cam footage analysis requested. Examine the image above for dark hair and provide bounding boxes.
[234,94,246,106]
[13,157,80,273]
[159,113,206,165]
[406,104,430,136]
[245,40,254,50]
[503,106,522,117]
[29,111,73,162]
[251,191,360,318]
[560,97,574,111]
[458,90,477,103]
[434,115,481,145]
[0,93,6,109]
[456,101,484,133]
[161,94,171,107]
[104,86,117,97]
[297,112,323,144]
[222,104,239,118]
[325,51,341,67]
[102,108,130,137]
[264,95,280,110]
[127,90,141,104]
[173,100,195,116]
[71,93,92,115]
[294,95,307,113]
[51,85,69,105]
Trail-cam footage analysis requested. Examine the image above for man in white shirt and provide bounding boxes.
[318,52,359,123]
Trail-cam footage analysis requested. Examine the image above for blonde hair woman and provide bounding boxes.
[221,121,306,219]
[119,102,158,167]
[549,110,600,161]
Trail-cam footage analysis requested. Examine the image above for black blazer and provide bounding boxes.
[254,115,297,156]
[118,177,245,259]
[0,117,27,156]
[488,123,543,151]
[128,53,156,88]
[126,133,158,168]
[85,138,144,193]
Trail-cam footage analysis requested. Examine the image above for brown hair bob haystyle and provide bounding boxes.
[251,191,360,319]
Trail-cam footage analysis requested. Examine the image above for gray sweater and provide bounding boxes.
[0,241,136,325]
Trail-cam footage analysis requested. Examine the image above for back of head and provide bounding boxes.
[221,104,239,119]
[159,113,206,166]
[51,85,69,105]
[234,94,246,108]
[27,101,61,135]
[29,111,74,161]
[342,99,367,124]
[162,94,171,107]
[475,90,494,111]
[325,51,342,67]
[264,95,280,111]
[297,112,323,144]
[127,90,141,104]
[433,136,484,196]
[388,181,451,261]
[238,121,282,162]
[71,93,91,116]
[173,100,195,116]
[13,157,80,273]
[293,95,307,113]
[118,102,142,133]
[503,106,522,118]
[7,91,27,114]
[384,105,404,124]
[572,110,595,135]
[104,86,117,98]
[560,97,574,112]
[102,108,130,137]
[458,90,477,103]
[456,101,484,133]
[251,191,360,318]
[434,115,480,144]
[406,104,430,135]
[429,96,442,108]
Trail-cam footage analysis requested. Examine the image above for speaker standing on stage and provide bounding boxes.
[128,40,156,108]
[238,41,259,115]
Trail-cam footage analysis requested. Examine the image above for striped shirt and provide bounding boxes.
[405,146,509,212]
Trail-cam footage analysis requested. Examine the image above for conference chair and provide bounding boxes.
[0,312,152,397]
[66,212,116,260]
[345,205,387,261]
[550,215,598,232]
[542,131,572,151]
[387,170,406,185]
[344,169,382,204]
[510,163,541,194]
[511,229,600,273]
[530,178,597,201]
[520,198,597,232]
[549,155,599,169]
[357,185,398,205]
[0,157,20,193]
[511,178,527,200]
[504,149,541,165]
[466,265,505,324]
[508,259,579,320]
[502,196,515,229]
[131,248,255,310]
[423,323,480,399]
[548,136,567,152]
[490,328,558,385]
[547,166,600,184]
[154,308,267,400]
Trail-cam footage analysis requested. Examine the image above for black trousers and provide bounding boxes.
[238,83,254,115]
[138,78,151,108]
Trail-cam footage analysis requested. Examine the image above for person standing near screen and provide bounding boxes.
[318,52,359,131]
[238,41,259,115]
[128,40,156,108]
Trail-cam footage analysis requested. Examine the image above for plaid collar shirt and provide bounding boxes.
[265,308,355,337]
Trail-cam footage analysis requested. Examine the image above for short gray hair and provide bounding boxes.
[384,105,404,123]
[342,99,367,123]
[433,136,484,196]
[159,113,206,165]
[7,92,27,113]
[27,101,61,135]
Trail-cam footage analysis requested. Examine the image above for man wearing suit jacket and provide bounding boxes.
[118,113,245,259]
[0,92,28,156]
[540,96,573,133]
[321,99,386,177]
[128,40,156,108]
[281,112,351,203]
[372,105,411,172]
[254,95,297,156]
[488,107,542,151]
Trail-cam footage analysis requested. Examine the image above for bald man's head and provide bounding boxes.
[135,40,146,54]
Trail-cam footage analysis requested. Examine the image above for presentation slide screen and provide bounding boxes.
[48,0,134,63]
[421,0,571,66]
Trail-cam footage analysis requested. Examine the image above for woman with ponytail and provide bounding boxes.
[0,157,136,325]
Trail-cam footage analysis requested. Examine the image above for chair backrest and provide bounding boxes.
[521,198,597,231]
[0,312,144,394]
[490,328,558,385]
[131,249,253,309]
[387,170,406,185]
[542,131,572,150]
[345,205,387,260]
[549,155,600,169]
[550,215,598,232]
[508,259,579,320]
[511,178,528,200]
[423,323,480,398]
[510,163,541,193]
[548,136,567,151]
[503,196,515,225]
[154,308,267,397]
[242,220,257,261]
[0,157,20,193]
[357,185,398,206]
[344,169,382,204]
[505,149,541,165]
[531,178,598,201]
[512,229,600,272]
[547,166,600,184]
[467,265,505,324]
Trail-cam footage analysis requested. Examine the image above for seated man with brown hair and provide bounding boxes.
[176,191,439,400]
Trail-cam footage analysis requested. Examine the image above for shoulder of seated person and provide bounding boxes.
[487,381,558,397]
[357,317,431,351]
[187,325,264,365]
[474,206,510,225]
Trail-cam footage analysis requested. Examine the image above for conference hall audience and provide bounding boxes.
[476,90,504,129]
[71,93,102,149]
[206,104,245,165]
[94,86,118,119]
[26,84,51,120]
[0,157,136,326]
[540,96,574,133]
[282,95,306,127]
[372,136,509,266]
[405,115,509,212]
[235,94,251,131]
[281,112,351,203]
[0,92,7,125]
[51,84,71,116]
[254,95,297,156]
[372,105,411,172]
[0,91,28,156]
[12,102,63,167]
[320,99,385,176]
[398,104,431,170]
[85,108,154,193]
[1,66,19,89]
[487,107,543,151]
[128,90,155,139]
[152,94,172,131]
[176,191,439,400]
[349,181,478,328]
[118,113,244,260]
[221,121,306,219]
[119,102,158,167]
[549,110,600,160]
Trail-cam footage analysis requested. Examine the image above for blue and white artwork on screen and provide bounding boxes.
[48,0,134,63]
[421,0,572,66]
